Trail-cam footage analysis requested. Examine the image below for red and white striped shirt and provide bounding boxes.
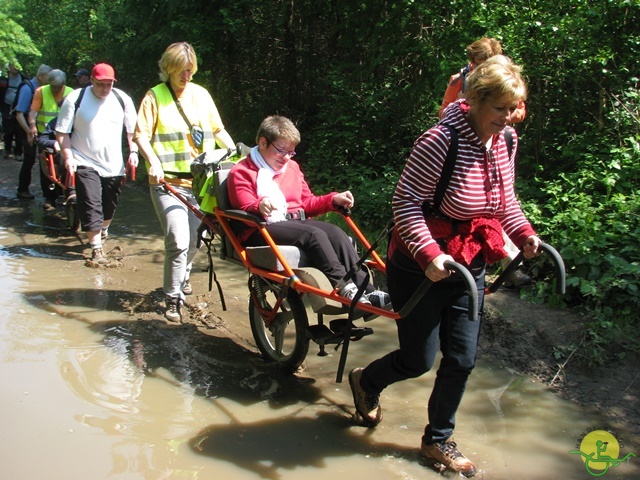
[391,100,536,270]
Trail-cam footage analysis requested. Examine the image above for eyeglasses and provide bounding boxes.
[270,143,296,158]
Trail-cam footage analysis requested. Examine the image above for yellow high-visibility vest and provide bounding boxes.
[37,85,73,133]
[149,83,215,176]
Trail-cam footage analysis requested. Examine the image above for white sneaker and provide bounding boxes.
[339,282,371,305]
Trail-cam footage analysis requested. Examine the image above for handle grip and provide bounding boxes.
[397,260,478,321]
[486,242,566,294]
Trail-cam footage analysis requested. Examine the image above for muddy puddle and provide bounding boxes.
[0,157,637,479]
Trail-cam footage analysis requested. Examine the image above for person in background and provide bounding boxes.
[440,38,530,287]
[28,69,73,209]
[349,56,540,477]
[134,41,235,322]
[227,115,391,310]
[74,68,91,88]
[56,63,138,265]
[15,64,52,200]
[1,64,27,160]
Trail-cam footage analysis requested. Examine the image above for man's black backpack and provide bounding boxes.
[73,85,127,150]
[74,85,124,113]
[10,79,35,116]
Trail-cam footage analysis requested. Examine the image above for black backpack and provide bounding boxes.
[74,85,124,113]
[424,124,513,217]
[10,79,35,116]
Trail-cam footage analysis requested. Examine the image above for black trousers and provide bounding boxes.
[1,103,22,155]
[75,166,123,232]
[245,218,369,289]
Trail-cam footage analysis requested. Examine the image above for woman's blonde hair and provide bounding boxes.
[465,55,527,106]
[158,42,198,83]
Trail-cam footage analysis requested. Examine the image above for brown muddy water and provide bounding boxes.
[0,157,637,479]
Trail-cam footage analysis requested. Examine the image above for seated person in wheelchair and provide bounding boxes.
[37,113,76,203]
[227,115,390,308]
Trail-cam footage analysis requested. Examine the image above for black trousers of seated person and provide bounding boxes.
[244,218,371,291]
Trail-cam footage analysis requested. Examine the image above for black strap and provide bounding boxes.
[433,124,459,211]
[504,126,513,159]
[431,124,513,213]
[75,86,125,114]
[196,221,227,311]
[165,82,194,131]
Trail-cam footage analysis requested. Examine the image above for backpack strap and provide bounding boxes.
[74,86,88,114]
[432,124,513,211]
[504,126,513,159]
[432,123,459,212]
[75,86,125,113]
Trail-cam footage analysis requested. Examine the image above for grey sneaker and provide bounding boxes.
[165,297,182,323]
[91,248,108,265]
[339,283,371,305]
[182,280,193,296]
[420,438,477,477]
[366,290,391,308]
[348,367,382,427]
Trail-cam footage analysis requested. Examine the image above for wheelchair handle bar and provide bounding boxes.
[486,242,565,294]
[397,260,479,322]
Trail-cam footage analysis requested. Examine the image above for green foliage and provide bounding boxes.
[0,2,41,70]
[520,77,640,360]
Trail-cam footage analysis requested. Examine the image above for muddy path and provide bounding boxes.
[1,152,638,479]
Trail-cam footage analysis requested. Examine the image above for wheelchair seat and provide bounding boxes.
[214,164,310,270]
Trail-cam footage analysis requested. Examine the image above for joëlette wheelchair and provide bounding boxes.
[160,145,566,383]
[40,147,79,232]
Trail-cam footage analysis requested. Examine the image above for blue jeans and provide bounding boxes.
[361,249,485,445]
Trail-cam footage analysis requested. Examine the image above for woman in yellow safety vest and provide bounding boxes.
[134,41,235,323]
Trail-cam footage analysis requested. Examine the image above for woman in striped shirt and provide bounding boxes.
[349,56,541,477]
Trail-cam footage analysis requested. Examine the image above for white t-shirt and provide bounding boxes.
[56,86,137,177]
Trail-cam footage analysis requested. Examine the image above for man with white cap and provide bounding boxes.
[56,63,138,265]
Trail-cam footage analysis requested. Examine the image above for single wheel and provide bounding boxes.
[249,275,309,370]
[66,201,80,232]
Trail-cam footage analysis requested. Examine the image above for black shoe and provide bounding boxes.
[16,190,35,199]
[366,290,392,308]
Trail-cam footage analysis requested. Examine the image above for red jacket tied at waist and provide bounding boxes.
[428,216,508,265]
